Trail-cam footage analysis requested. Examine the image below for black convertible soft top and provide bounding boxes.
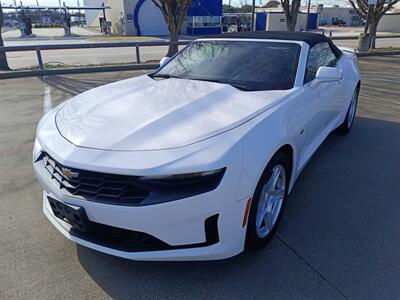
[204,31,342,57]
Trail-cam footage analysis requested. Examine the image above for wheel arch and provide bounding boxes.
[250,142,297,199]
[271,143,298,192]
[244,143,295,249]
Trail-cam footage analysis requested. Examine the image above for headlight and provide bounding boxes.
[33,139,42,162]
[138,168,226,205]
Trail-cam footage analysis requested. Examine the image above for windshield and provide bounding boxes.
[154,40,301,91]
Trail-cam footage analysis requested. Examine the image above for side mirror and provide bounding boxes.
[159,56,171,68]
[311,66,342,88]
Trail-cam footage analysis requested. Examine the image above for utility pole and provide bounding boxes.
[20,1,24,17]
[13,0,18,19]
[77,0,81,26]
[101,2,108,34]
[251,0,256,31]
[305,0,311,31]
[62,1,71,36]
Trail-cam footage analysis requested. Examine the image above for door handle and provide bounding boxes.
[339,70,344,81]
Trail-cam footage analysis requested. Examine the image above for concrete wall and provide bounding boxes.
[378,14,400,33]
[266,12,307,31]
[122,0,138,36]
[105,0,127,34]
[84,0,138,35]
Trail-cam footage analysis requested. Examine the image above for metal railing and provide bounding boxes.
[1,35,399,79]
[0,40,191,79]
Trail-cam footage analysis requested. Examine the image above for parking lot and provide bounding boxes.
[0,55,399,299]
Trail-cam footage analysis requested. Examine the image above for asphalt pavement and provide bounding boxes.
[0,56,399,299]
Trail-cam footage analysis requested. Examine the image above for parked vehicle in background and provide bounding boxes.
[4,19,18,27]
[332,18,346,26]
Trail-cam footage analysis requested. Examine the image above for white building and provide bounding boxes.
[84,0,103,28]
[83,0,222,36]
[83,0,164,35]
[264,12,308,31]
[317,6,361,26]
[256,5,364,28]
[255,7,318,31]
[378,13,400,33]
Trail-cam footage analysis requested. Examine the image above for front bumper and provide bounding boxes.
[42,194,246,261]
[36,162,248,261]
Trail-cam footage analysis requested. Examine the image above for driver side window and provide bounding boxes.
[304,42,337,84]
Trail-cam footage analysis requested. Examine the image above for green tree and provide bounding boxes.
[240,4,255,13]
[263,0,280,8]
[152,0,192,57]
[348,0,399,48]
[223,4,239,13]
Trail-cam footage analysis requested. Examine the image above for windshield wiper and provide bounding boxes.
[149,73,184,79]
[189,78,253,91]
[149,74,253,91]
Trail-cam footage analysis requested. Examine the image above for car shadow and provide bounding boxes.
[39,75,113,97]
[76,116,400,299]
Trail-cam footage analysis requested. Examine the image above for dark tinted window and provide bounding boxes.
[304,42,337,83]
[156,41,301,91]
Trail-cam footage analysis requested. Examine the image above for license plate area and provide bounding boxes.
[48,197,90,233]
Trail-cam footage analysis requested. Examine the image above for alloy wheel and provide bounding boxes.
[255,165,286,238]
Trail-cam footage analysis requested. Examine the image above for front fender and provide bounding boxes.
[234,101,298,200]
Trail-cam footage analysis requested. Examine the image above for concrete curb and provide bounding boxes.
[332,35,400,40]
[356,51,400,57]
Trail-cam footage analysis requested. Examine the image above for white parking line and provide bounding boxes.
[43,77,53,113]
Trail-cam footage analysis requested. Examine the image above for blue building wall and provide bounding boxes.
[255,12,267,31]
[187,27,222,35]
[307,13,318,30]
[134,0,146,36]
[187,0,222,16]
[187,0,222,35]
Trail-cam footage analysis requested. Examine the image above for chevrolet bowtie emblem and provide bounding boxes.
[61,167,79,179]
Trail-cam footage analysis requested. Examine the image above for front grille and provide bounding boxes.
[39,153,150,205]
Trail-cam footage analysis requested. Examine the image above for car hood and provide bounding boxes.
[56,75,291,151]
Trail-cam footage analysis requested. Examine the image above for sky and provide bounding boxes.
[1,0,348,7]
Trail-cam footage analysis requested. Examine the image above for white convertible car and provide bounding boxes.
[33,32,361,261]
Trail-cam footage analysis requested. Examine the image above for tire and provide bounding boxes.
[246,152,290,249]
[337,86,359,134]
